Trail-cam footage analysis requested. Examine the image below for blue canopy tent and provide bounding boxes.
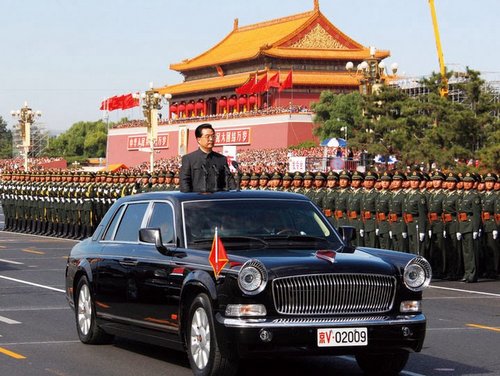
[320,138,347,147]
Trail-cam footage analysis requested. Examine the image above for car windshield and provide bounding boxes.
[183,199,342,250]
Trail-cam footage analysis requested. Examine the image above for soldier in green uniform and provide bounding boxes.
[310,172,326,207]
[137,172,152,193]
[292,172,304,194]
[322,171,338,227]
[481,173,498,279]
[281,172,293,192]
[302,172,315,200]
[403,171,428,255]
[334,170,351,229]
[442,173,463,280]
[268,172,282,191]
[388,171,408,252]
[427,171,447,278]
[375,171,392,250]
[360,171,378,248]
[258,172,270,190]
[347,171,364,246]
[457,172,482,283]
[248,173,260,190]
[239,172,251,190]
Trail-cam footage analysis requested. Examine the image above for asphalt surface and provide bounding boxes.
[0,215,499,375]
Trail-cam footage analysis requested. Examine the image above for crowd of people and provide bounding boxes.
[0,166,499,283]
[0,157,65,171]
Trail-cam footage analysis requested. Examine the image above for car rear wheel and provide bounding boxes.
[186,293,238,376]
[355,351,409,376]
[75,276,113,344]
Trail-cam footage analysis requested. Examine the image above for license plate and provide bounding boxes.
[317,327,368,347]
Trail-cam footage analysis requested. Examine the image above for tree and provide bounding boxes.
[0,116,13,159]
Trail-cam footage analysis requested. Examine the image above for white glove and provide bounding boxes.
[389,231,393,239]
[493,230,498,240]
[478,229,482,238]
[375,228,380,236]
[402,232,407,239]
[473,232,478,240]
[428,230,432,238]
[443,230,447,238]
[359,229,364,238]
[457,232,462,241]
[419,233,425,242]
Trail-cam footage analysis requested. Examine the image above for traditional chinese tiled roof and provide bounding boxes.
[170,8,387,72]
[158,70,361,96]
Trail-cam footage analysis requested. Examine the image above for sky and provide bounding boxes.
[1,0,499,134]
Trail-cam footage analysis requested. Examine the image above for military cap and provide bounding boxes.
[327,171,339,181]
[462,172,476,182]
[314,172,325,180]
[303,171,314,180]
[271,172,283,180]
[351,171,365,181]
[282,172,293,181]
[339,170,351,180]
[141,172,151,178]
[165,171,174,178]
[250,172,260,180]
[484,172,498,182]
[259,172,270,180]
[174,171,180,178]
[392,171,406,180]
[119,172,127,178]
[431,171,446,180]
[240,172,251,181]
[158,171,166,178]
[364,171,378,181]
[408,171,422,181]
[446,172,459,182]
[380,171,393,181]
[293,171,303,180]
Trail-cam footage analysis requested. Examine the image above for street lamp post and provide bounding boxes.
[346,47,398,95]
[134,83,172,173]
[11,102,42,171]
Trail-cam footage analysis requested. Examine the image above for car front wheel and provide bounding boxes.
[75,276,113,344]
[355,351,409,376]
[186,293,238,376]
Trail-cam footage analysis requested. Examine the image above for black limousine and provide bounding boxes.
[65,190,431,376]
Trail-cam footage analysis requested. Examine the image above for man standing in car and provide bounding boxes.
[180,123,236,193]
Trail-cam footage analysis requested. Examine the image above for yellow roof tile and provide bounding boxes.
[263,47,390,61]
[170,9,369,72]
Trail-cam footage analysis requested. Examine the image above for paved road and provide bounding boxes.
[0,230,499,376]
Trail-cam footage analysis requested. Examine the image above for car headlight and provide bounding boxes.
[403,256,432,292]
[238,259,268,295]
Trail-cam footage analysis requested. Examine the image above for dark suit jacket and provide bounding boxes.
[180,149,236,192]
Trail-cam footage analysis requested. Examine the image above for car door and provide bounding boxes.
[129,201,180,334]
[94,201,149,322]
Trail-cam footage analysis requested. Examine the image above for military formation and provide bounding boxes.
[238,169,500,282]
[1,168,499,282]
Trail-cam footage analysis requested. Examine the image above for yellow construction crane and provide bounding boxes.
[428,0,448,97]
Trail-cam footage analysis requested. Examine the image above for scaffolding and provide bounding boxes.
[12,122,50,158]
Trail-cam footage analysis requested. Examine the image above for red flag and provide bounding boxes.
[235,76,256,95]
[121,93,139,110]
[279,70,293,92]
[99,98,109,111]
[107,96,121,111]
[266,72,280,90]
[208,227,229,279]
[251,73,268,93]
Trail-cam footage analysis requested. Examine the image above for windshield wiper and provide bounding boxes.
[263,234,329,243]
[193,236,268,247]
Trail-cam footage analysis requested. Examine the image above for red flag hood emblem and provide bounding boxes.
[315,250,337,264]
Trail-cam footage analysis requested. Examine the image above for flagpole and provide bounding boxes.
[104,98,110,170]
[215,226,219,264]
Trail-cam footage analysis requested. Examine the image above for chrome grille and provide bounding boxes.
[272,274,396,315]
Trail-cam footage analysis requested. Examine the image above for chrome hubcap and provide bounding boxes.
[190,307,211,369]
[77,284,92,336]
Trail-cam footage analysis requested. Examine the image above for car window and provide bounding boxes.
[114,203,149,242]
[147,202,175,244]
[103,204,125,241]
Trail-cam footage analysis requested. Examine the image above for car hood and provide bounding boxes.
[228,247,402,278]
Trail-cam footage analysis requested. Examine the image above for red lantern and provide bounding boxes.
[228,98,236,106]
[178,104,186,112]
[219,99,227,107]
[238,97,247,105]
[170,104,178,113]
[195,102,204,110]
[248,95,256,104]
[186,103,195,111]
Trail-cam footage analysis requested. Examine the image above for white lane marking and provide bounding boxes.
[337,355,427,376]
[0,316,21,325]
[427,327,481,331]
[0,258,24,265]
[0,340,80,346]
[0,275,65,293]
[429,285,500,298]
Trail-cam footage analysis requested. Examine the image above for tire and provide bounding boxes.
[75,276,113,344]
[355,351,409,376]
[186,293,238,376]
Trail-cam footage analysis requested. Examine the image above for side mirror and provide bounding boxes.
[339,226,356,247]
[139,228,168,254]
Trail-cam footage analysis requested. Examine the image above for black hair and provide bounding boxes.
[195,123,214,138]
